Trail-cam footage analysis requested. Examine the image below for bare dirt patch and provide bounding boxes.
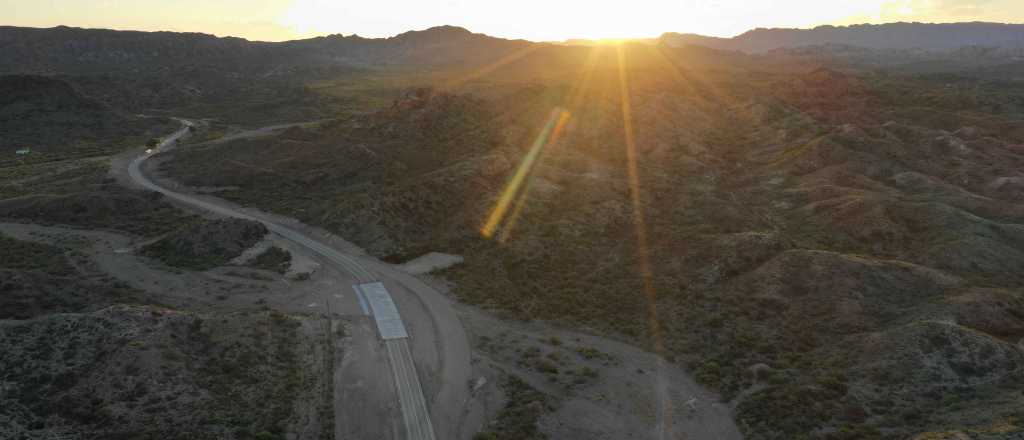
[423,272,743,440]
[398,252,464,275]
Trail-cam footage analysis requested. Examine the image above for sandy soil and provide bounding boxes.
[231,234,323,278]
[0,221,338,316]
[417,275,745,440]
[399,252,465,275]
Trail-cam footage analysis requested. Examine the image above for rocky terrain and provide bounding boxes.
[142,218,268,270]
[0,67,332,439]
[162,89,505,259]
[0,233,137,320]
[0,25,529,72]
[0,305,326,440]
[0,205,332,440]
[0,75,174,156]
[161,42,1024,439]
[3,21,1024,440]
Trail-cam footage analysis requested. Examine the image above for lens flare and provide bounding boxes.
[443,44,542,90]
[481,46,603,241]
[481,108,568,238]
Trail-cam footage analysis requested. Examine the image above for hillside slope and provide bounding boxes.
[0,75,172,154]
[160,44,1024,439]
[661,22,1024,52]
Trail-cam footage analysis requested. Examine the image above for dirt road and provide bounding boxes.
[126,121,473,440]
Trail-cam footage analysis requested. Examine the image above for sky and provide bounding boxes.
[3,0,1023,42]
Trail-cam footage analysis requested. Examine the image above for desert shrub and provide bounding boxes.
[738,385,844,438]
[696,361,723,386]
[142,218,266,270]
[250,246,291,274]
[475,375,549,440]
[0,234,74,276]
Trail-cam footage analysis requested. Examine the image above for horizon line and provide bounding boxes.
[5,20,1024,44]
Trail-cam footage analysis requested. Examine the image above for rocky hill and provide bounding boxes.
[0,25,532,74]
[662,22,1024,52]
[159,43,1024,439]
[0,25,534,123]
[0,234,138,320]
[0,75,171,154]
[142,218,268,270]
[9,23,1024,125]
[162,88,505,257]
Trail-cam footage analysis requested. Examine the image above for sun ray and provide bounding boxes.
[646,43,730,105]
[482,45,603,241]
[567,45,604,110]
[644,42,774,133]
[617,43,673,438]
[443,43,542,90]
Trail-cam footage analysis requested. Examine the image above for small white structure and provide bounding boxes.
[15,148,31,156]
[356,281,409,340]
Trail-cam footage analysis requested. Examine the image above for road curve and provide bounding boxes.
[128,120,472,440]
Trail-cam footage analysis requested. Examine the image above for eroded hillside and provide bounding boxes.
[161,44,1024,439]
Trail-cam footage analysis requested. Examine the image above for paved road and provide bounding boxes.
[128,120,470,440]
[387,338,435,440]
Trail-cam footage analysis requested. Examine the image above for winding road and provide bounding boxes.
[128,120,472,440]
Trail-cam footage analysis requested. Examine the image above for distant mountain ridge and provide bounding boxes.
[6,22,1024,75]
[0,25,532,74]
[661,22,1024,52]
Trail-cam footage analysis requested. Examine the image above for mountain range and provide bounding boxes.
[6,22,1024,76]
[3,18,1024,440]
[0,24,530,73]
[660,21,1024,52]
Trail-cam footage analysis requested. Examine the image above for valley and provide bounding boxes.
[2,20,1024,440]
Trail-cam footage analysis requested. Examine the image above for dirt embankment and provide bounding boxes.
[142,218,267,270]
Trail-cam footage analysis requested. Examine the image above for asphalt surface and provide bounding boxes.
[387,338,436,440]
[128,121,469,440]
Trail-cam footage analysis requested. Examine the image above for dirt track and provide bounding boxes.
[122,121,474,440]
[99,119,744,439]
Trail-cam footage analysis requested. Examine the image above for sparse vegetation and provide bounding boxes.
[0,233,140,319]
[475,375,550,440]
[0,233,76,276]
[0,306,326,439]
[0,75,176,157]
[4,19,1024,440]
[0,156,197,236]
[249,246,292,274]
[142,218,267,270]
[159,51,1024,439]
